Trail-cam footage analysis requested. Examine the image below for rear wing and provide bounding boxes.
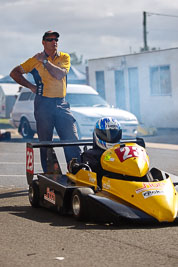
[26,139,93,185]
[26,137,145,185]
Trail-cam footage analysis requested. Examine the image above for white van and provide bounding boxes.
[10,84,139,139]
[0,85,5,117]
[0,83,20,118]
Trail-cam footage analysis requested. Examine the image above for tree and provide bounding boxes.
[69,52,83,65]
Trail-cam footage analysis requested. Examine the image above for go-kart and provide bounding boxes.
[26,138,178,223]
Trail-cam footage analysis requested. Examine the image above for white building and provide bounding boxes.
[88,48,178,129]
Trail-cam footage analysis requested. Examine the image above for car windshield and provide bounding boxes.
[65,93,110,107]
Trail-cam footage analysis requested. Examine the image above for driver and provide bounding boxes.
[81,117,122,187]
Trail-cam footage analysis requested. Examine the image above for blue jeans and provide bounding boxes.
[34,95,81,172]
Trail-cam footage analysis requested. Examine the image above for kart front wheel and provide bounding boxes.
[72,188,94,221]
[29,180,39,208]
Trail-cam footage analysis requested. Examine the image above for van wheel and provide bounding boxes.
[20,118,34,139]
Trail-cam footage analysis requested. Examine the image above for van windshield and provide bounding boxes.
[65,93,109,107]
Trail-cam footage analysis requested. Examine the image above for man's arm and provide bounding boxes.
[34,52,67,80]
[10,66,37,93]
[44,61,67,80]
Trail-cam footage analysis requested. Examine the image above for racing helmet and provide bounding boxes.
[93,117,122,150]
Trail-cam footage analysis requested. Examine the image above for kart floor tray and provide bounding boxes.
[37,173,74,187]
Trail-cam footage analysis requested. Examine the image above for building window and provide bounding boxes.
[95,71,105,99]
[150,65,171,96]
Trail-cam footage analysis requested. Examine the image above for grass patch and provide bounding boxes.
[0,118,13,129]
[0,118,10,124]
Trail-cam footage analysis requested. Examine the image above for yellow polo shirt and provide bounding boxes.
[20,52,70,98]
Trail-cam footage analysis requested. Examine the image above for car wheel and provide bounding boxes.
[20,118,34,139]
[29,180,39,208]
[71,188,94,221]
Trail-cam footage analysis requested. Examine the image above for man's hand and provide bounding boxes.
[34,52,47,62]
[34,52,67,80]
[30,84,37,94]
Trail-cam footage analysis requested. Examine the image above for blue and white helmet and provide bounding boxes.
[93,117,122,150]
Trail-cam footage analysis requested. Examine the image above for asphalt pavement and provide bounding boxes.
[0,126,178,267]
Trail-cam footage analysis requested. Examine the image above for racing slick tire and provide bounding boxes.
[72,188,94,221]
[29,180,40,208]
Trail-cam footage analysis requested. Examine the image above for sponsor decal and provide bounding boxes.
[26,147,34,174]
[88,173,96,184]
[44,187,56,205]
[104,153,115,162]
[115,145,148,164]
[136,182,165,194]
[103,180,111,190]
[142,190,164,199]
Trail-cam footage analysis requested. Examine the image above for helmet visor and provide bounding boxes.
[96,128,122,143]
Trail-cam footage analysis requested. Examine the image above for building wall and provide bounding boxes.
[88,48,178,128]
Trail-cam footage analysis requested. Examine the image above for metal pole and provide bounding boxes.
[143,11,148,51]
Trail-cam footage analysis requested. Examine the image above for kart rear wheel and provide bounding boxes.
[29,180,39,208]
[72,188,94,221]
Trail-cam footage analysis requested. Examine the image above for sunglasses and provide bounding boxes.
[45,38,58,42]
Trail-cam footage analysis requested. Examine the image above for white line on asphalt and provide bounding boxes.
[0,162,40,164]
[0,185,28,190]
[0,162,66,166]
[0,153,24,155]
[0,175,26,177]
[146,142,178,150]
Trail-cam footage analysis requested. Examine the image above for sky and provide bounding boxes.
[1,0,178,75]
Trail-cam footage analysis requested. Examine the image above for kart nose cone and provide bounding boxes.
[151,191,178,222]
[155,207,177,222]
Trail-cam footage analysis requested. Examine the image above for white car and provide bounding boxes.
[10,84,139,139]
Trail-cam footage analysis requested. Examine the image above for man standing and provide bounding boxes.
[10,30,81,172]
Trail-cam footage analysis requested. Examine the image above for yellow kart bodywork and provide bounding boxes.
[26,139,178,223]
[67,143,178,222]
[101,143,149,177]
[68,170,178,222]
[101,176,178,222]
